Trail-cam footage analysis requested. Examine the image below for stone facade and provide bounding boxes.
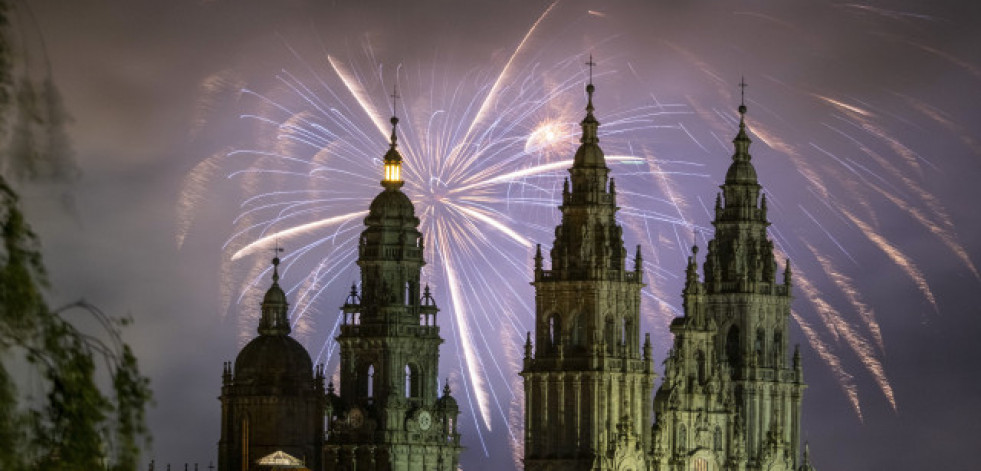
[650,100,814,471]
[522,83,816,471]
[322,115,463,470]
[521,81,656,470]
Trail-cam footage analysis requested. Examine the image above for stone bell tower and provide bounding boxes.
[322,105,462,471]
[651,88,811,471]
[521,67,656,471]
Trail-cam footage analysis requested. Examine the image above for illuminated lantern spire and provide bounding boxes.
[324,86,462,469]
[382,88,404,189]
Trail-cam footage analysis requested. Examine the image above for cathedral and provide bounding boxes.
[218,70,817,471]
[521,75,816,471]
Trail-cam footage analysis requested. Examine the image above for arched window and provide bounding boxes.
[570,314,582,347]
[714,426,722,451]
[366,364,375,398]
[773,331,783,360]
[605,316,615,354]
[726,326,741,371]
[621,317,628,345]
[548,315,561,347]
[696,350,706,384]
[692,457,708,471]
[678,424,687,451]
[405,364,420,398]
[405,282,411,306]
[755,329,765,361]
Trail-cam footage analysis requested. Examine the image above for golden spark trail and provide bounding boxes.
[898,93,981,155]
[792,311,863,420]
[830,121,981,280]
[804,246,896,409]
[864,176,980,281]
[814,94,874,117]
[807,243,883,351]
[850,113,923,174]
[751,123,830,201]
[231,211,367,261]
[178,148,228,248]
[840,208,937,311]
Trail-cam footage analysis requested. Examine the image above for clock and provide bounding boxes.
[349,408,364,429]
[417,410,432,431]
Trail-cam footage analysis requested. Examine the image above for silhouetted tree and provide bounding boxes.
[0,1,151,469]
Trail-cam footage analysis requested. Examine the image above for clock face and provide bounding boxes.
[417,410,432,431]
[349,408,364,429]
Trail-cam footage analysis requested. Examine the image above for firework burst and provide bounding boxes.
[179,1,979,464]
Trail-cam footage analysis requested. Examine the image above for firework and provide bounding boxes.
[180,1,978,464]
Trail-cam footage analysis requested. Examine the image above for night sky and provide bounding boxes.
[17,1,981,469]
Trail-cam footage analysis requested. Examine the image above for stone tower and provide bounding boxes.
[521,75,656,470]
[650,96,810,471]
[323,112,462,470]
[219,258,325,471]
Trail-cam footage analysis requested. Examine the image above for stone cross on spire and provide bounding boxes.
[389,85,400,147]
[390,85,400,121]
[738,76,748,115]
[271,243,284,282]
[586,54,596,85]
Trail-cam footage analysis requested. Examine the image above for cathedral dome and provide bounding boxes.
[436,394,458,412]
[436,381,459,411]
[366,189,418,226]
[263,281,288,307]
[234,334,313,385]
[573,143,605,168]
[724,159,758,186]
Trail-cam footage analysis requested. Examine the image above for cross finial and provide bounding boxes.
[390,85,400,121]
[585,54,596,85]
[738,76,748,115]
[388,85,400,148]
[271,242,284,282]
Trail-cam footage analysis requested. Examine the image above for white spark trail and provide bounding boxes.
[231,211,367,260]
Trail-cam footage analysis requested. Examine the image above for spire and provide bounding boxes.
[570,55,606,169]
[733,76,752,162]
[643,333,652,361]
[634,244,643,274]
[581,55,599,145]
[686,244,699,283]
[443,378,451,397]
[722,76,760,191]
[799,442,815,471]
[524,331,533,359]
[382,86,404,189]
[784,258,793,286]
[258,252,290,336]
